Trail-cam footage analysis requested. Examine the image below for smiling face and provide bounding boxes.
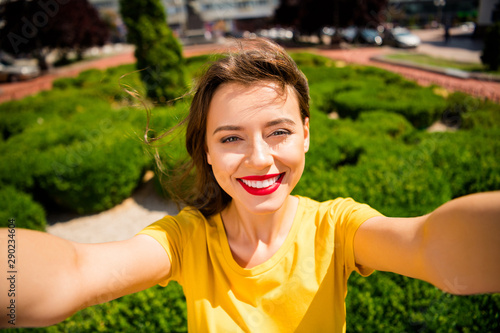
[205,82,310,215]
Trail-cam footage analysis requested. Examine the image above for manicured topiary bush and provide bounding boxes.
[347,271,500,332]
[0,98,41,140]
[52,65,144,103]
[296,109,451,217]
[22,282,187,332]
[300,57,447,129]
[424,129,500,199]
[120,0,186,103]
[38,133,148,214]
[292,52,335,67]
[0,186,46,231]
[356,110,415,139]
[0,71,152,214]
[331,83,446,128]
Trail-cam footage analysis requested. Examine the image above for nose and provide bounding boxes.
[245,137,273,170]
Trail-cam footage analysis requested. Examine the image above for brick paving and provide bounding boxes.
[316,46,500,103]
[0,43,226,104]
[1,35,499,104]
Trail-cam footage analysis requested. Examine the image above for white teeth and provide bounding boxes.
[241,175,280,188]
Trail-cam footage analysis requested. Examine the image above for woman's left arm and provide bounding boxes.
[354,191,500,295]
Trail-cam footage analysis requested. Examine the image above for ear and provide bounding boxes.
[303,117,310,153]
[206,145,212,165]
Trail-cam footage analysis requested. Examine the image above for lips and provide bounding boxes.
[237,173,284,196]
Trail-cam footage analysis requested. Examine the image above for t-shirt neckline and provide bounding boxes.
[214,196,305,276]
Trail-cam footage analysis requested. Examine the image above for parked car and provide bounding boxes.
[0,57,40,82]
[358,28,383,46]
[340,26,358,43]
[319,26,341,45]
[257,28,294,41]
[340,27,383,46]
[384,27,421,48]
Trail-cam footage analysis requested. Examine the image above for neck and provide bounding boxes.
[220,195,299,268]
[223,196,297,243]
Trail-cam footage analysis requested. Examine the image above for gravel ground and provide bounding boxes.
[46,172,179,243]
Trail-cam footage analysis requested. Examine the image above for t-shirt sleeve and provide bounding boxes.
[330,198,384,277]
[136,214,185,286]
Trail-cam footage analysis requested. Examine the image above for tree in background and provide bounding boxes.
[0,0,109,71]
[275,0,388,34]
[119,0,186,104]
[481,21,500,71]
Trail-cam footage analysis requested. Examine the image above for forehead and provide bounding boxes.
[207,82,301,125]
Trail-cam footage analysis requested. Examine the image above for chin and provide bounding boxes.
[234,191,292,216]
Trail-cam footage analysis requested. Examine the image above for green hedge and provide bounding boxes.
[347,272,500,332]
[295,110,452,217]
[0,67,152,214]
[7,283,187,333]
[0,186,46,231]
[298,55,447,129]
[423,129,500,198]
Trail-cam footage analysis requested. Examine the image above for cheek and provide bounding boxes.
[211,152,244,178]
[276,139,306,166]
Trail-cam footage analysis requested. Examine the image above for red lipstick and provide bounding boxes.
[237,173,284,196]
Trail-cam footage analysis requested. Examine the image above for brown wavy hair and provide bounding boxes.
[155,38,310,217]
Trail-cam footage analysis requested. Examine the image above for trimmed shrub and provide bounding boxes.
[38,133,147,214]
[292,52,335,67]
[302,61,447,129]
[347,271,500,332]
[356,110,415,139]
[52,65,144,103]
[441,91,482,128]
[0,98,41,140]
[332,83,446,128]
[13,282,187,332]
[0,186,46,231]
[296,109,451,217]
[0,94,150,214]
[120,0,186,103]
[424,129,500,198]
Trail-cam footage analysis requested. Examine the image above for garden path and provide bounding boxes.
[46,172,179,243]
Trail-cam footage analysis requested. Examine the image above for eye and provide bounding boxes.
[270,129,292,137]
[221,136,240,143]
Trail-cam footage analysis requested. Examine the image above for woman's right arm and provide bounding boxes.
[0,228,171,328]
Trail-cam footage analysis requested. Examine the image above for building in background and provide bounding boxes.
[477,0,499,29]
[388,0,479,27]
[89,0,279,43]
[388,0,499,36]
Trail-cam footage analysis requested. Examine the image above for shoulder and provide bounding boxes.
[297,195,380,217]
[296,195,383,228]
[138,206,211,240]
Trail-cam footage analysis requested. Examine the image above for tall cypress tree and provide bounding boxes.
[119,0,185,103]
[481,21,500,71]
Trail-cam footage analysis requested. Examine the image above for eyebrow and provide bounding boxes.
[212,117,297,136]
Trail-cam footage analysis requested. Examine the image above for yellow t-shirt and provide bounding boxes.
[137,196,383,332]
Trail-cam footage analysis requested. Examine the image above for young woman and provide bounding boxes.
[1,38,499,331]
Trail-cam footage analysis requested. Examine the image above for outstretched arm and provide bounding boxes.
[354,191,500,295]
[0,229,171,328]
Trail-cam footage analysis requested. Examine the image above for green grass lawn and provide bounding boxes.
[385,52,500,74]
